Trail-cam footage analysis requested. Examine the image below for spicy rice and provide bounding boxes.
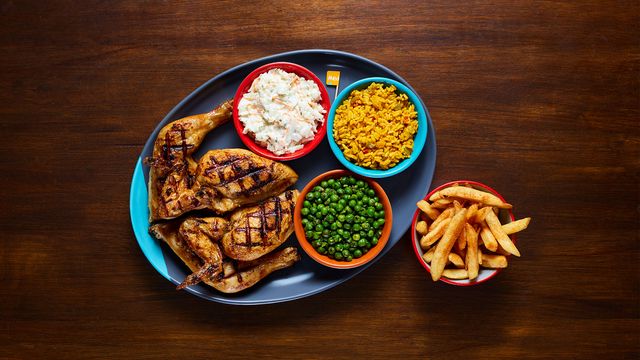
[333,82,418,170]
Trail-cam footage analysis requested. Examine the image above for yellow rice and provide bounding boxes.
[333,83,418,170]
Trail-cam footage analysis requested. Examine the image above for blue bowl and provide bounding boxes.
[326,77,428,178]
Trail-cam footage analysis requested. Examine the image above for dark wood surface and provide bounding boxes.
[1,1,638,359]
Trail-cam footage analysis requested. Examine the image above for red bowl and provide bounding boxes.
[411,180,516,286]
[233,62,331,161]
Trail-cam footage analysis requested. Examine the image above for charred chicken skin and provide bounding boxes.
[222,190,298,261]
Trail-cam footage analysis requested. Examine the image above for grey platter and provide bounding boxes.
[129,49,437,305]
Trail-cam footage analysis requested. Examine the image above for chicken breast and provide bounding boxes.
[196,149,298,214]
[221,190,298,261]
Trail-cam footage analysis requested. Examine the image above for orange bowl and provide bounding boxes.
[294,169,393,269]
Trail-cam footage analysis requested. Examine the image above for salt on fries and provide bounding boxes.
[416,183,531,281]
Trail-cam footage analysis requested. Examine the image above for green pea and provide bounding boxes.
[366,207,376,217]
[348,177,356,185]
[336,204,345,212]
[355,190,363,199]
[346,214,354,223]
[367,188,375,196]
[341,231,350,239]
[335,244,344,252]
[321,207,328,216]
[377,210,385,219]
[371,238,379,246]
[344,187,352,195]
[346,255,353,262]
[348,199,357,208]
[328,237,337,245]
[303,200,311,208]
[354,205,362,213]
[353,224,362,232]
[343,223,351,230]
[357,239,367,247]
[318,247,326,254]
[353,249,363,258]
[365,241,372,248]
[337,188,344,195]
[337,214,346,222]
[343,206,352,214]
[301,208,309,216]
[356,180,364,187]
[306,193,315,201]
[361,222,370,230]
[367,229,375,238]
[326,214,335,223]
[334,252,343,260]
[312,232,321,240]
[352,234,361,241]
[335,221,343,228]
[315,224,323,231]
[320,180,328,188]
[328,247,336,254]
[362,196,370,204]
[342,249,351,258]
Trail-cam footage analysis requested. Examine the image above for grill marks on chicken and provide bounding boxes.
[222,190,298,261]
[196,149,298,214]
[147,100,234,222]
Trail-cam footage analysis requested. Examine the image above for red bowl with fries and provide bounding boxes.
[411,180,524,286]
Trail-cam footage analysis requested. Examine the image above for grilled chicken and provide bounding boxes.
[146,101,298,222]
[176,217,228,289]
[149,218,300,293]
[147,100,234,222]
[195,149,298,214]
[221,190,298,261]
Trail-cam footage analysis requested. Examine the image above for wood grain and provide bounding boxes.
[1,1,638,359]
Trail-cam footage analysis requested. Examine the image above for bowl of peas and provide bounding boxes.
[293,169,393,269]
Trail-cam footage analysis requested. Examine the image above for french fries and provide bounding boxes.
[430,208,467,281]
[415,183,531,281]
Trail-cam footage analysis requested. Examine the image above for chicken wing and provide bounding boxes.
[221,190,298,261]
[209,247,300,293]
[175,217,228,289]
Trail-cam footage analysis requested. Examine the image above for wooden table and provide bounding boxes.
[2,1,638,358]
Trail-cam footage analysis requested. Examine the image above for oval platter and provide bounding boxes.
[130,49,437,305]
